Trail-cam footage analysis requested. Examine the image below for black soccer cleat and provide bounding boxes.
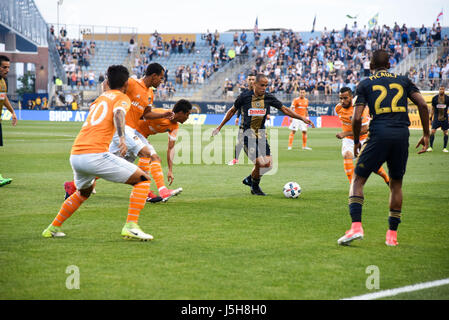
[242,175,252,187]
[250,185,266,196]
[146,196,163,203]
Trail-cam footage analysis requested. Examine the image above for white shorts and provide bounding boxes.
[122,131,157,163]
[289,118,308,132]
[341,137,366,158]
[70,152,138,189]
[109,125,156,163]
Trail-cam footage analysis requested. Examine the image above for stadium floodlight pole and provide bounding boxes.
[57,0,63,38]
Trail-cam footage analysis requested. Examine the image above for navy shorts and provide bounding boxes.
[355,135,409,180]
[243,134,271,162]
[431,120,449,131]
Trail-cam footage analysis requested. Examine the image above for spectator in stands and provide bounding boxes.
[214,30,220,46]
[419,24,427,42]
[233,31,239,45]
[60,27,67,38]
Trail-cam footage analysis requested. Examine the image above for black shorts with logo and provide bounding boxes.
[355,134,409,180]
[243,133,271,162]
[431,120,449,130]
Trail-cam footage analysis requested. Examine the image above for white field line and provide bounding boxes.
[342,278,449,300]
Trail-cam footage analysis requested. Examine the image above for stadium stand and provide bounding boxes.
[224,23,449,104]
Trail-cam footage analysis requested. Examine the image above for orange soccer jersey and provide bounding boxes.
[136,108,179,140]
[291,97,309,117]
[71,90,131,155]
[125,77,154,130]
[335,104,370,140]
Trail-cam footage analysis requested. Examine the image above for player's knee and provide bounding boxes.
[343,152,353,159]
[138,147,152,158]
[151,154,161,162]
[140,174,150,182]
[79,187,93,198]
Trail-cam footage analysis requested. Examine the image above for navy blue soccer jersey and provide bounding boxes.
[354,71,420,136]
[431,94,449,122]
[233,90,283,133]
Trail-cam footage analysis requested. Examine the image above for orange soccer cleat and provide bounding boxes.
[337,222,364,246]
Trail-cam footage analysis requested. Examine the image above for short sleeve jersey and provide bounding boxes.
[71,90,131,155]
[125,77,154,130]
[0,77,7,109]
[136,108,179,141]
[354,71,419,136]
[335,103,370,140]
[431,94,449,122]
[291,97,308,117]
[233,90,283,134]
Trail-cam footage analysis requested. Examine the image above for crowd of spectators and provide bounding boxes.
[132,30,242,97]
[226,21,446,100]
[408,37,449,90]
[50,25,99,90]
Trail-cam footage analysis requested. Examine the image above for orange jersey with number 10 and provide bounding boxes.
[335,103,370,140]
[291,97,308,117]
[125,77,154,130]
[71,90,131,155]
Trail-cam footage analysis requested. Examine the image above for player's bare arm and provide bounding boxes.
[409,91,430,154]
[212,106,237,136]
[113,109,127,157]
[3,94,17,126]
[336,125,368,139]
[142,106,174,120]
[167,138,176,185]
[280,106,315,127]
[352,104,365,156]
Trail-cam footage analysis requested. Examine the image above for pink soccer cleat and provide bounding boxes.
[385,230,399,246]
[338,222,364,246]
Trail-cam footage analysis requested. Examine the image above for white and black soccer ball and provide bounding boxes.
[283,182,301,198]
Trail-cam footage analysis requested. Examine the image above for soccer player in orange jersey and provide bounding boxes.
[43,65,154,241]
[132,100,192,202]
[335,87,390,184]
[64,63,174,201]
[288,88,312,150]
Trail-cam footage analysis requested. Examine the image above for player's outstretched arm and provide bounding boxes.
[280,106,315,127]
[409,91,430,154]
[336,125,368,139]
[142,106,174,120]
[212,106,237,136]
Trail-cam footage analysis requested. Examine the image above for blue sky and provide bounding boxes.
[34,0,447,34]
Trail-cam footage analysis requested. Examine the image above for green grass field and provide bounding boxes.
[1,121,448,300]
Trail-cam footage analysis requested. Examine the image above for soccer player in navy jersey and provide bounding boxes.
[338,50,430,247]
[213,74,314,196]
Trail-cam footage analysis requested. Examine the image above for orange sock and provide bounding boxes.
[137,157,151,174]
[302,132,307,148]
[52,191,87,227]
[376,166,390,184]
[343,159,354,183]
[127,181,151,223]
[288,132,295,147]
[150,160,166,190]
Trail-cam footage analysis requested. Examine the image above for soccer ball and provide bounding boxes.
[283,182,301,198]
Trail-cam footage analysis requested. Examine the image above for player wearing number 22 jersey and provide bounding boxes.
[338,49,430,248]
